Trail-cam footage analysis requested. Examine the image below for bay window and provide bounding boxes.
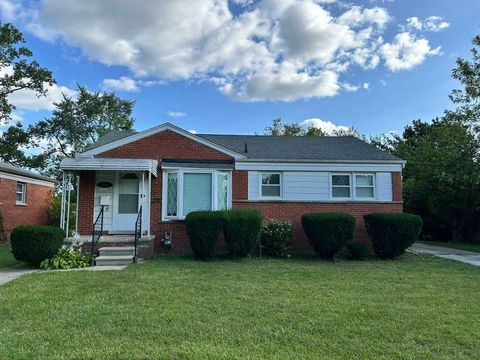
[163,170,230,220]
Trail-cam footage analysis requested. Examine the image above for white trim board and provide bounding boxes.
[235,162,403,172]
[78,123,245,159]
[0,171,55,188]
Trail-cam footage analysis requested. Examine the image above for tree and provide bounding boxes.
[0,23,54,123]
[263,118,359,137]
[0,23,54,168]
[444,35,480,130]
[381,119,480,243]
[0,122,46,167]
[30,85,135,178]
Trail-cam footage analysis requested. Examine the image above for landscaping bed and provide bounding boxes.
[0,254,479,359]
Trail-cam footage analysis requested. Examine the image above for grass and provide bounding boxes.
[0,254,479,359]
[419,241,480,253]
[0,243,17,268]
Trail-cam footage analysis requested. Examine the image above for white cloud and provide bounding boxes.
[101,77,140,92]
[0,0,20,22]
[300,118,349,134]
[167,111,186,118]
[403,16,450,32]
[342,83,360,92]
[362,82,370,89]
[14,0,442,101]
[8,83,76,112]
[380,32,440,71]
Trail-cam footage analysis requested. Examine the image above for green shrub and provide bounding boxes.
[261,221,293,258]
[11,225,65,267]
[40,243,89,270]
[364,213,423,259]
[48,196,76,235]
[223,209,263,258]
[185,211,224,260]
[0,209,6,243]
[301,212,356,259]
[346,242,370,260]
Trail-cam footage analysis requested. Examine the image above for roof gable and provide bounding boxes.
[79,123,246,159]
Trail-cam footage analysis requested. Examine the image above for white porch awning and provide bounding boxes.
[60,158,158,177]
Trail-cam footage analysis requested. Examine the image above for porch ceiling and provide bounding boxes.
[60,158,158,176]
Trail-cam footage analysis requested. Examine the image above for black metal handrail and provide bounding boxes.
[133,206,142,264]
[90,205,105,266]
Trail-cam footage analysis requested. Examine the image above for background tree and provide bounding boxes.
[0,23,54,167]
[263,118,359,137]
[30,85,136,178]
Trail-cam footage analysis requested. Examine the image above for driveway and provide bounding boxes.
[410,243,480,267]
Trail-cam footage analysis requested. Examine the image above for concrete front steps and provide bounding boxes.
[95,246,135,266]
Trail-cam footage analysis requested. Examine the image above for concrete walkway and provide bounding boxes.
[410,243,480,267]
[0,265,39,286]
[0,264,127,286]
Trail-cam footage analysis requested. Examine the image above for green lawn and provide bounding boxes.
[0,254,479,359]
[420,241,480,253]
[0,243,17,268]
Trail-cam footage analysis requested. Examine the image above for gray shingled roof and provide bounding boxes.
[0,162,55,182]
[198,134,402,162]
[83,130,137,151]
[84,130,402,162]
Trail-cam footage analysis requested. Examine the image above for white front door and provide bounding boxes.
[112,172,140,231]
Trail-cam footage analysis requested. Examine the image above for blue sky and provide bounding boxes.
[2,0,480,137]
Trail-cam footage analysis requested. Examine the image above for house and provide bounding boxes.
[0,162,55,239]
[60,123,403,261]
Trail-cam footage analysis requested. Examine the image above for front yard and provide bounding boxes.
[0,243,17,268]
[0,254,479,359]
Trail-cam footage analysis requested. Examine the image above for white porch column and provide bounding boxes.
[147,171,152,236]
[60,172,66,229]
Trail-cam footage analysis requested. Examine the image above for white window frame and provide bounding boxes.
[161,169,232,221]
[259,172,282,200]
[16,182,26,204]
[353,173,376,200]
[330,173,352,200]
[330,173,377,201]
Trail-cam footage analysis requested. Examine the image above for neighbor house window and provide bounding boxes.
[261,173,281,198]
[331,174,351,198]
[163,170,231,220]
[16,182,26,204]
[355,174,375,199]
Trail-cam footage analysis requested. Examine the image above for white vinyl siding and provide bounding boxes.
[94,171,114,230]
[248,171,394,201]
[376,172,393,201]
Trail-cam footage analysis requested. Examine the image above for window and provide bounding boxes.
[118,173,139,214]
[355,174,374,199]
[163,170,231,220]
[261,173,281,198]
[183,173,212,215]
[16,182,26,204]
[331,174,351,198]
[166,172,178,216]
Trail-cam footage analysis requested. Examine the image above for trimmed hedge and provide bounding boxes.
[185,211,224,260]
[302,212,356,259]
[261,221,293,258]
[11,225,65,267]
[347,242,370,260]
[223,209,263,258]
[364,212,423,259]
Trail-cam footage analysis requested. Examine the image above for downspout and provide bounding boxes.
[148,171,152,237]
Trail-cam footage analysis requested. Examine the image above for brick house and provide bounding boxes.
[0,162,55,240]
[60,123,403,263]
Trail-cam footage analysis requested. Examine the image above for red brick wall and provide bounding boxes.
[232,170,248,200]
[96,129,232,161]
[0,177,52,239]
[392,172,403,202]
[77,171,95,235]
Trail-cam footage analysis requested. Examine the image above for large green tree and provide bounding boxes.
[263,118,359,137]
[30,85,136,178]
[0,23,54,167]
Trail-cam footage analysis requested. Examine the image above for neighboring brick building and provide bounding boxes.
[0,162,55,240]
[61,123,404,255]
